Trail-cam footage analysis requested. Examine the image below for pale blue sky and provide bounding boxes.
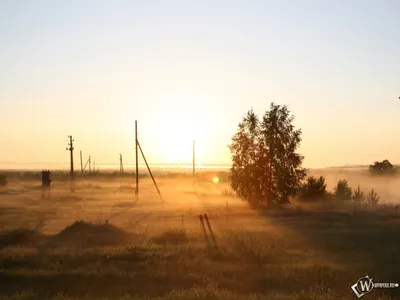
[1,0,399,168]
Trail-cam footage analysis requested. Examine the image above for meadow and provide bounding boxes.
[0,168,399,300]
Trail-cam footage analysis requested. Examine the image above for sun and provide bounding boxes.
[150,106,204,164]
[157,118,204,164]
[130,91,210,164]
[160,136,192,164]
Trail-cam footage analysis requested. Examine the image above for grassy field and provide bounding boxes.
[0,170,399,300]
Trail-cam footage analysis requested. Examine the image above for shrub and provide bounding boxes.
[0,174,7,186]
[333,179,352,201]
[298,176,328,201]
[367,189,380,206]
[352,185,365,203]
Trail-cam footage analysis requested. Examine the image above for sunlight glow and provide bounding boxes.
[145,92,207,164]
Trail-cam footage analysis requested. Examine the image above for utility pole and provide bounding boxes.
[120,153,124,174]
[133,120,163,202]
[80,151,83,173]
[66,135,74,178]
[135,121,139,199]
[193,140,196,189]
[88,155,91,173]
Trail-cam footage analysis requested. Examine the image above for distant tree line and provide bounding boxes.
[369,159,397,175]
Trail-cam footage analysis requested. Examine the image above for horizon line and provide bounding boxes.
[0,163,392,172]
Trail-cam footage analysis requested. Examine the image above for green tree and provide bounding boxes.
[352,185,365,203]
[333,179,352,201]
[367,189,380,206]
[229,103,306,206]
[299,176,328,201]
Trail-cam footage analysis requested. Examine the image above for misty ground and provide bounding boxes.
[0,169,399,300]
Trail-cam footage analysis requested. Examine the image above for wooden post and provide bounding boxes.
[41,170,52,188]
[135,121,139,199]
[199,214,210,245]
[137,140,163,201]
[80,151,83,173]
[41,169,52,199]
[204,213,216,245]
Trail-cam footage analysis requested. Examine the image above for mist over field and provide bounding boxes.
[308,167,400,204]
[0,167,399,299]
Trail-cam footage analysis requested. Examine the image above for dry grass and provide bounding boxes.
[0,169,399,299]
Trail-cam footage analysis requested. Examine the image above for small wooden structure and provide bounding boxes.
[41,170,52,188]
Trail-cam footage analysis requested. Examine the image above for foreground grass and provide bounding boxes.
[0,211,399,300]
[0,178,399,299]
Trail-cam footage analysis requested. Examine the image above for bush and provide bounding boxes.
[0,174,7,186]
[352,185,365,203]
[333,179,352,201]
[367,189,380,206]
[298,176,328,201]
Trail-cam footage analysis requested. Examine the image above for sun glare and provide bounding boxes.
[120,91,213,164]
[158,121,204,163]
[212,176,220,184]
[153,97,205,164]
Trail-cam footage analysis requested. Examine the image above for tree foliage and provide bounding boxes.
[367,189,380,206]
[352,185,365,203]
[333,179,352,201]
[229,103,306,206]
[299,176,328,201]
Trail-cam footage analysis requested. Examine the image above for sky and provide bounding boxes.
[1,0,400,169]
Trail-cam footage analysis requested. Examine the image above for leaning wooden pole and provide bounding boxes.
[83,158,89,172]
[137,140,163,201]
[80,151,83,173]
[135,120,139,199]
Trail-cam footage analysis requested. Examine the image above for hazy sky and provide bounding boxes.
[1,0,399,168]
